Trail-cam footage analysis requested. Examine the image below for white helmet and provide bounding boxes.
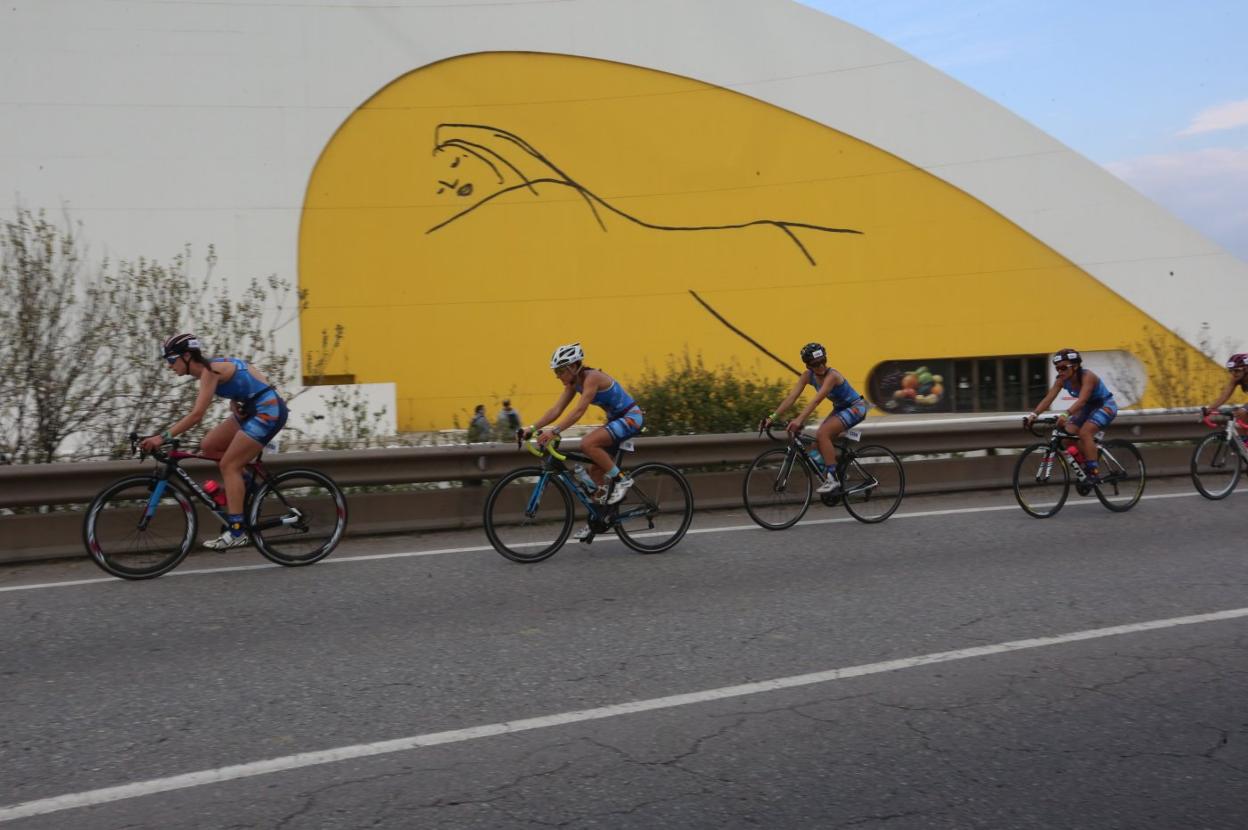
[550,342,584,369]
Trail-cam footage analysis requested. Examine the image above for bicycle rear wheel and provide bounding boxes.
[841,445,905,524]
[743,448,813,530]
[613,463,694,553]
[249,469,348,566]
[1094,439,1145,512]
[1012,444,1070,518]
[483,468,574,563]
[84,475,196,579]
[1191,432,1241,500]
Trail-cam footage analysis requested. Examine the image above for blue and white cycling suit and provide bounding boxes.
[576,373,644,442]
[1063,371,1117,429]
[213,357,288,445]
[808,369,869,428]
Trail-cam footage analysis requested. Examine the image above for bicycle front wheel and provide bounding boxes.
[249,469,348,566]
[743,448,814,530]
[483,468,574,563]
[1012,444,1070,518]
[841,445,905,524]
[613,463,694,553]
[1094,440,1145,512]
[83,475,196,579]
[1191,432,1241,500]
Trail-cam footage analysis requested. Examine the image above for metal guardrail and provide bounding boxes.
[0,409,1213,510]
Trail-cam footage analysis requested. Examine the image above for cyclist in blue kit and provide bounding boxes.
[141,333,288,550]
[527,342,642,507]
[1024,347,1117,483]
[762,342,870,494]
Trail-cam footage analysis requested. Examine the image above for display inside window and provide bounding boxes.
[869,360,952,413]
[869,354,1053,414]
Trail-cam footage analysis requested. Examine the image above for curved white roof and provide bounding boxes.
[2,0,1242,351]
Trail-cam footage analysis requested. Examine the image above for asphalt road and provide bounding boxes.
[2,480,1246,829]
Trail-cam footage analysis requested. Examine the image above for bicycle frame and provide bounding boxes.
[521,438,649,528]
[1030,419,1125,487]
[137,442,285,533]
[1205,411,1248,469]
[767,426,875,497]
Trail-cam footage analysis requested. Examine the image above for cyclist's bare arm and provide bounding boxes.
[765,370,811,426]
[794,369,842,424]
[551,372,607,433]
[532,385,576,432]
[1026,378,1065,422]
[1204,376,1237,412]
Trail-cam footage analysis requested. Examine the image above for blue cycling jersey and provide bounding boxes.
[211,357,273,402]
[1062,370,1114,410]
[576,371,638,420]
[808,368,862,411]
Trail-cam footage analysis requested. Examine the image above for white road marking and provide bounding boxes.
[0,489,1216,593]
[2,604,1245,822]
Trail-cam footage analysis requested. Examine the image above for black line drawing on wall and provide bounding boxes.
[429,123,862,266]
[688,290,801,375]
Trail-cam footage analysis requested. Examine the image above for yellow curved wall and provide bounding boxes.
[299,51,1192,430]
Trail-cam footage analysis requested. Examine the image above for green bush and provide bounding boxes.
[627,350,800,435]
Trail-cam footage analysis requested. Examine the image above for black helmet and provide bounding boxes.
[800,342,827,365]
[161,333,201,359]
[1052,348,1081,366]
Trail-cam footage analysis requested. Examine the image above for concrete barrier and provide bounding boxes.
[0,410,1213,565]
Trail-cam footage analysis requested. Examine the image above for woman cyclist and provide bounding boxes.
[1024,348,1117,483]
[526,343,642,517]
[761,342,870,494]
[140,333,288,550]
[1201,352,1248,437]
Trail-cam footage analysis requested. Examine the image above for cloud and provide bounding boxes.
[1178,99,1248,136]
[1105,147,1248,262]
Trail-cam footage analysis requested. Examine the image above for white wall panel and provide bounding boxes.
[2,0,1243,365]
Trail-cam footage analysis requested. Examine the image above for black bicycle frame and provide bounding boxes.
[139,450,284,532]
[525,444,651,527]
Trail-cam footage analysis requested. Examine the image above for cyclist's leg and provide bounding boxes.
[1236,406,1248,444]
[580,427,616,484]
[586,409,643,475]
[222,400,287,513]
[1082,402,1117,464]
[815,414,845,468]
[201,416,242,460]
[818,398,868,467]
[594,409,644,503]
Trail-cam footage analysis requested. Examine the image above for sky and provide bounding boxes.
[797,1,1248,262]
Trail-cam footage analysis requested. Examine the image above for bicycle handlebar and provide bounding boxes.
[128,430,180,461]
[759,420,814,445]
[1023,415,1062,439]
[521,436,567,461]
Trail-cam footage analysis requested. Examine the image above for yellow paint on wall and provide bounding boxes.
[299,52,1196,429]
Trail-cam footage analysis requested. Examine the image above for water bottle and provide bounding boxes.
[807,447,826,473]
[1065,445,1086,466]
[203,479,228,507]
[572,464,597,494]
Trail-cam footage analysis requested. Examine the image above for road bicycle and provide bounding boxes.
[482,436,694,562]
[83,432,348,579]
[1190,406,1248,499]
[1012,416,1145,518]
[742,424,905,529]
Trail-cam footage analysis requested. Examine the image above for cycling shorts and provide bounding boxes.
[828,397,869,429]
[1069,399,1117,430]
[605,406,644,442]
[234,394,288,446]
